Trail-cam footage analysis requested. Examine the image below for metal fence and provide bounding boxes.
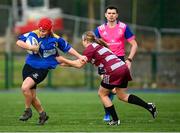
[132,52,180,89]
[0,51,179,90]
[0,5,179,90]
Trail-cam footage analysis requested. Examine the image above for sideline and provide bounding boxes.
[0,88,180,94]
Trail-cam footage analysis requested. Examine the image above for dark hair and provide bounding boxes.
[82,31,109,48]
[105,5,119,14]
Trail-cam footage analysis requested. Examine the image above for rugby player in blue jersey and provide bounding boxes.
[16,17,86,125]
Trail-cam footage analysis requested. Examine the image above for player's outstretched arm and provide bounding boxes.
[68,48,87,62]
[56,56,86,68]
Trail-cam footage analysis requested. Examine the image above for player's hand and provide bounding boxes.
[79,55,87,63]
[125,59,132,70]
[28,45,39,53]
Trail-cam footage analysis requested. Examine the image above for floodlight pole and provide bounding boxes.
[100,0,105,23]
[132,0,137,33]
[132,0,137,24]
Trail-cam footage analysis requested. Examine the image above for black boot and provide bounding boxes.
[37,112,49,125]
[19,108,32,121]
[148,103,157,118]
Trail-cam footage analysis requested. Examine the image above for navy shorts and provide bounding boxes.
[22,64,49,89]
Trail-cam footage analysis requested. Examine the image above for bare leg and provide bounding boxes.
[31,89,49,125]
[98,86,112,107]
[31,89,44,113]
[115,87,157,118]
[98,86,119,123]
[115,88,129,102]
[21,77,36,108]
[19,77,35,121]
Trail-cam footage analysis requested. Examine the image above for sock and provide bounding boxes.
[105,105,119,121]
[104,106,110,115]
[128,94,149,109]
[104,93,115,115]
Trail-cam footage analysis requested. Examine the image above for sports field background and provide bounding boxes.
[0,89,180,132]
[0,0,179,132]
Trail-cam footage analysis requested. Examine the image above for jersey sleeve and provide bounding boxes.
[82,46,94,62]
[124,25,135,41]
[17,32,38,42]
[17,32,31,42]
[57,38,72,53]
[94,28,101,38]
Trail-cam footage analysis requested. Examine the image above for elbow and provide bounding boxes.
[16,40,19,46]
[136,44,138,50]
[16,40,21,47]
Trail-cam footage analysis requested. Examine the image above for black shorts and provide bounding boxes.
[101,81,128,90]
[22,64,49,89]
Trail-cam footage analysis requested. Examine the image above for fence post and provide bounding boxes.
[85,64,94,90]
[151,51,157,82]
[47,70,52,88]
[89,65,94,90]
[10,53,14,86]
[84,65,88,86]
[4,53,9,89]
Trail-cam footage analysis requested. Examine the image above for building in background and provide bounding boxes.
[13,0,63,34]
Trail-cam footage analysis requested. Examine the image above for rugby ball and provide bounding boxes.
[25,36,38,54]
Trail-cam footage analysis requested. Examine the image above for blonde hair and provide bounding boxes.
[82,31,108,48]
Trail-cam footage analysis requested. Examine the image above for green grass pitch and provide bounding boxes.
[0,90,180,132]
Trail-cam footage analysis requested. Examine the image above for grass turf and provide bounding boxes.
[0,90,180,132]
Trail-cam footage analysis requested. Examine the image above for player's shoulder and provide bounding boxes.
[20,31,37,39]
[86,43,99,52]
[51,32,60,39]
[91,43,99,48]
[52,33,66,44]
[98,23,106,31]
[31,30,40,38]
[118,21,127,28]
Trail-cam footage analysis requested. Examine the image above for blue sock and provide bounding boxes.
[109,92,115,101]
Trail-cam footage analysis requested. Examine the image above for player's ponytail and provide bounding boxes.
[95,38,109,48]
[82,31,108,48]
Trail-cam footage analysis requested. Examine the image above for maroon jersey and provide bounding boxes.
[83,43,132,86]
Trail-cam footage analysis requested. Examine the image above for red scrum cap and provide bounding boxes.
[38,17,52,31]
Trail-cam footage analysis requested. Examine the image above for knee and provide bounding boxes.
[98,91,104,98]
[117,93,129,102]
[98,91,101,98]
[21,85,30,93]
[98,91,108,100]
